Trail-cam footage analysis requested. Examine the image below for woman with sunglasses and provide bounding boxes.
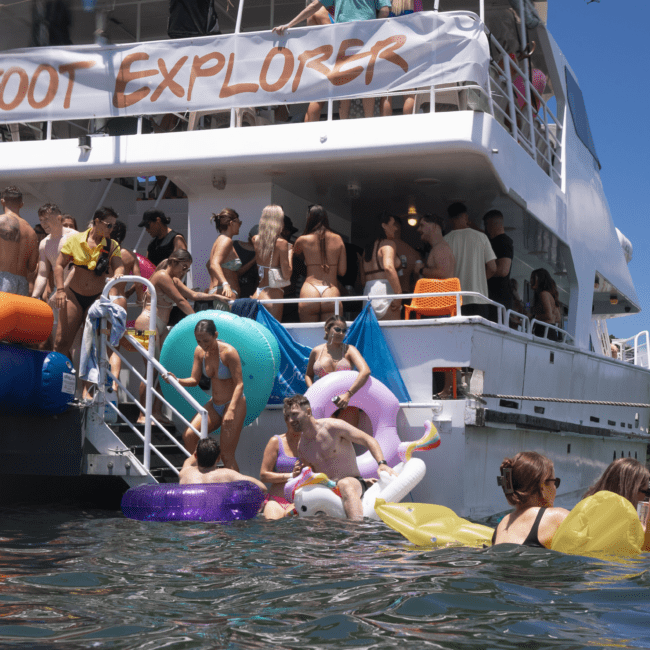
[207,208,243,307]
[492,451,569,548]
[53,207,125,359]
[583,458,650,510]
[304,315,370,426]
[133,249,214,424]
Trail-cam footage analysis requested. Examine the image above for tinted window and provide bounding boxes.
[565,67,601,169]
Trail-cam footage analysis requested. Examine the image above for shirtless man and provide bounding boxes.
[416,214,456,281]
[179,438,267,491]
[284,394,398,521]
[0,186,38,296]
[31,203,77,348]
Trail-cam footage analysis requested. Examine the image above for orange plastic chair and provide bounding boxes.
[404,278,462,320]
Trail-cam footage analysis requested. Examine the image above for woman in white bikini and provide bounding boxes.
[133,249,213,424]
[293,205,346,323]
[166,319,246,471]
[207,208,243,307]
[360,213,403,321]
[305,315,370,427]
[252,205,292,321]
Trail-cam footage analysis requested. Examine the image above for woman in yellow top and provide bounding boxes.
[53,207,124,359]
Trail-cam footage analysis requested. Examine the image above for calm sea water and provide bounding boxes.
[1,504,649,649]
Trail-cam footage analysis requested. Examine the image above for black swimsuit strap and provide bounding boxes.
[522,507,547,548]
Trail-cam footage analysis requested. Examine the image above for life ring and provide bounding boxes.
[160,311,280,431]
[304,371,401,477]
[287,420,439,520]
[121,481,265,522]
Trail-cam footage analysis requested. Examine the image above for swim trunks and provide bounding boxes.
[0,271,29,296]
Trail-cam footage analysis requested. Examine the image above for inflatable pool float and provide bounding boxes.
[551,490,644,558]
[287,420,439,519]
[136,253,156,279]
[304,371,401,477]
[121,481,265,522]
[160,311,280,431]
[0,291,54,344]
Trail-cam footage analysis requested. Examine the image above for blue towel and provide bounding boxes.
[231,298,259,320]
[79,295,127,384]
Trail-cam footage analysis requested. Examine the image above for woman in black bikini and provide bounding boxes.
[53,207,124,359]
[492,451,569,548]
[166,319,246,471]
[293,205,346,323]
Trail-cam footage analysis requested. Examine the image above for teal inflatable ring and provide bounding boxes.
[160,311,280,432]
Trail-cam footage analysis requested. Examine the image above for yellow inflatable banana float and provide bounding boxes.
[376,490,645,557]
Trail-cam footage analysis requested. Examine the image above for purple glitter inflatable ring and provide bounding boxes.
[121,481,265,522]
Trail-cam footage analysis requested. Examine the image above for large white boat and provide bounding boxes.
[1,0,648,517]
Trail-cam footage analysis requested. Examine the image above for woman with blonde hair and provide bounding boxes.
[207,208,243,307]
[293,205,346,323]
[252,205,291,321]
[492,451,569,548]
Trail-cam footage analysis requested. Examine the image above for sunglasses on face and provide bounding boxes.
[639,487,650,498]
[99,220,114,230]
[331,326,347,334]
[544,477,561,488]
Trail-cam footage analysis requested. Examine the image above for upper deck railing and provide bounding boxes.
[0,7,563,187]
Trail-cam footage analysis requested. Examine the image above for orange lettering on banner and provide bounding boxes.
[291,45,333,93]
[113,53,158,109]
[151,56,188,102]
[27,64,58,109]
[219,53,259,98]
[365,35,408,85]
[259,47,294,93]
[187,52,225,101]
[329,39,370,86]
[59,61,95,109]
[0,67,29,111]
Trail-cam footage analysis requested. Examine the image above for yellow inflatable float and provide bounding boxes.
[376,490,645,557]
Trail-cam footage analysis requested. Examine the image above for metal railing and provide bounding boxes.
[529,318,574,345]
[612,331,650,369]
[96,276,208,475]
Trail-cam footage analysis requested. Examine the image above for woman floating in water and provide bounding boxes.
[492,451,569,548]
[166,319,246,471]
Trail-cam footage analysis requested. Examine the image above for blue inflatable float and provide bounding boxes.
[159,311,280,431]
[0,343,75,415]
[121,482,265,522]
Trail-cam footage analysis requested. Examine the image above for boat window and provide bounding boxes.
[565,67,601,169]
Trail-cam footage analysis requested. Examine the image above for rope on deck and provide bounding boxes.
[481,395,650,408]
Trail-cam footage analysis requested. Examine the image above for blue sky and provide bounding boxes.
[547,1,650,340]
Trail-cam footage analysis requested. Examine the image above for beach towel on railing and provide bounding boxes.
[345,303,410,403]
[256,305,311,403]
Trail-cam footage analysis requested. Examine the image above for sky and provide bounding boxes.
[547,1,650,340]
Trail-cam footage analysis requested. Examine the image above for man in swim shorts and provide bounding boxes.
[179,438,268,491]
[284,394,398,520]
[0,186,39,296]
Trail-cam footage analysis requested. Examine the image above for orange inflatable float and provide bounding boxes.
[0,292,54,344]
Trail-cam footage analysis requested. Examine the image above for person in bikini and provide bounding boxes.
[207,208,243,307]
[53,207,125,359]
[285,394,398,521]
[259,411,301,519]
[293,205,346,323]
[133,249,214,424]
[166,319,246,471]
[492,451,569,548]
[252,205,292,321]
[361,213,403,320]
[304,315,370,427]
[180,438,267,491]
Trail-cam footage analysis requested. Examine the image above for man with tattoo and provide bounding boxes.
[0,186,38,296]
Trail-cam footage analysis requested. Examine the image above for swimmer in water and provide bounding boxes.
[492,451,569,548]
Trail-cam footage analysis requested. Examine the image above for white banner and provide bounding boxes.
[0,11,488,124]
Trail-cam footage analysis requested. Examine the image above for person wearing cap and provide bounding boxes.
[444,202,496,320]
[233,224,259,299]
[138,208,187,267]
[281,215,299,243]
[483,209,514,323]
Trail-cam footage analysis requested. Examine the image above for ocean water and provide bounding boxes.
[1,505,650,649]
